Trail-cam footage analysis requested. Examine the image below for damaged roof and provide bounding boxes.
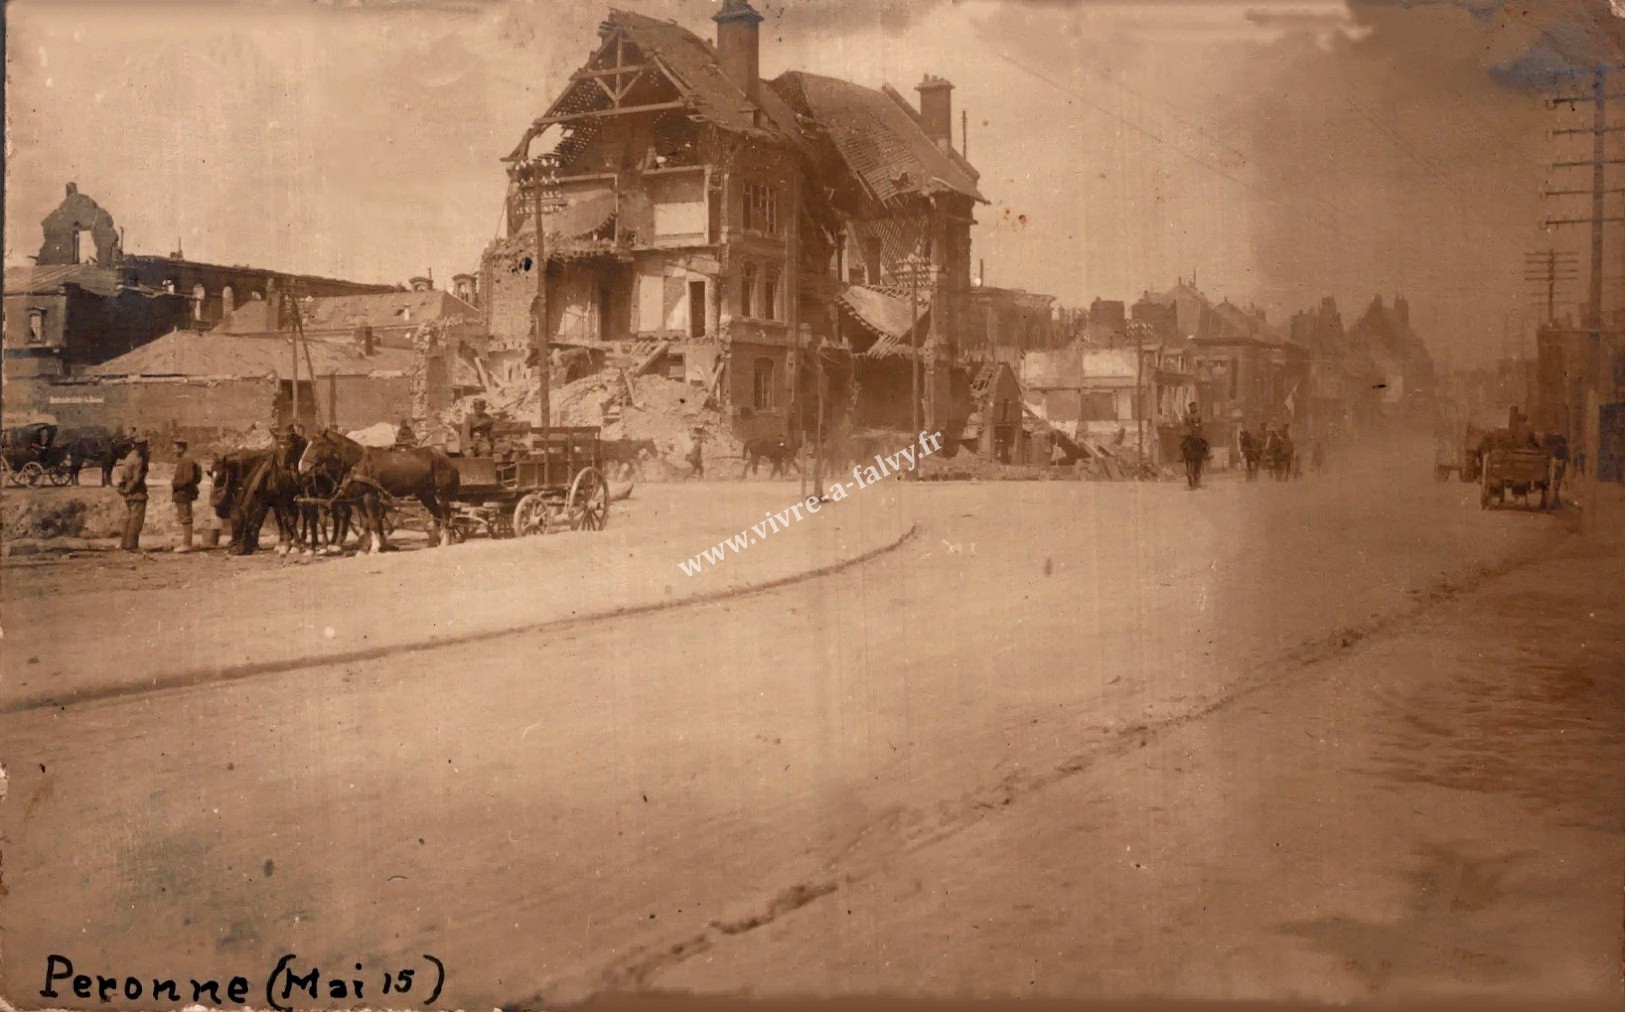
[213,289,478,339]
[771,72,985,206]
[4,264,162,298]
[90,329,416,378]
[609,9,802,140]
[838,284,930,357]
[511,8,801,160]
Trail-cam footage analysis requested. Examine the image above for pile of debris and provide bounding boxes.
[915,454,1066,482]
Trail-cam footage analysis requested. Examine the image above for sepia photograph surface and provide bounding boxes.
[2,0,1623,1008]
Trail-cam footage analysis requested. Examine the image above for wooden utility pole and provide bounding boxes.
[1524,249,1578,324]
[1130,319,1149,475]
[1545,66,1624,531]
[523,153,565,433]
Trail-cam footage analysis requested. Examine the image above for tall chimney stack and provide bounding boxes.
[916,75,954,153]
[714,0,763,105]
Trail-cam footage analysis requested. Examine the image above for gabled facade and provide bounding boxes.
[480,3,809,439]
[485,1,1002,442]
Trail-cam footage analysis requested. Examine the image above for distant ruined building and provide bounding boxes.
[4,183,396,378]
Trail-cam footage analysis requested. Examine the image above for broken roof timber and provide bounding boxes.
[533,99,689,129]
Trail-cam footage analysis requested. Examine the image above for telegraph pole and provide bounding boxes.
[1524,249,1578,324]
[520,153,565,433]
[1545,66,1624,530]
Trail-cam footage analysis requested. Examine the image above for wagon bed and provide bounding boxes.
[1480,448,1555,511]
[437,425,609,540]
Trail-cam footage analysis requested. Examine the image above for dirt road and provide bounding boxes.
[2,441,1617,1007]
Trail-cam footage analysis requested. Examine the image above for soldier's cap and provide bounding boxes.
[173,439,188,449]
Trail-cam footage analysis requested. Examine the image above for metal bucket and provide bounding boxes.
[200,528,222,548]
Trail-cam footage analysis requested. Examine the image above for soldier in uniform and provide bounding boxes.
[116,434,151,553]
[170,439,202,553]
[468,399,495,456]
[686,427,706,480]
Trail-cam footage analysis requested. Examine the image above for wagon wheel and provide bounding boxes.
[512,492,551,537]
[18,461,45,488]
[567,467,609,531]
[48,463,73,487]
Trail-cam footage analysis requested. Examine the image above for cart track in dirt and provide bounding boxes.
[0,523,920,717]
[545,526,1570,1005]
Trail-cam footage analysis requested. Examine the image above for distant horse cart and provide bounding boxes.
[1479,448,1557,510]
[2,423,74,487]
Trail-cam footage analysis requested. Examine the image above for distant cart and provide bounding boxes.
[1,423,73,488]
[385,424,610,541]
[1479,447,1556,510]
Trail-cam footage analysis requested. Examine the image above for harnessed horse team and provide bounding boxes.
[209,428,461,556]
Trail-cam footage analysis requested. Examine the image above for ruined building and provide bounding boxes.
[4,183,396,378]
[479,2,994,441]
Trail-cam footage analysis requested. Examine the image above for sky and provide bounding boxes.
[6,0,1625,370]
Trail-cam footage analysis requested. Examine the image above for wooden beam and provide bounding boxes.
[614,67,646,102]
[572,62,655,81]
[534,101,686,128]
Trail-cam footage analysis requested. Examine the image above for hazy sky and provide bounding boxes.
[6,0,1623,368]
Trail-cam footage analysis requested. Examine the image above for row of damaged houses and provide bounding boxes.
[1021,284,1438,468]
[4,4,1440,468]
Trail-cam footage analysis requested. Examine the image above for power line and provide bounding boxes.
[981,45,1366,245]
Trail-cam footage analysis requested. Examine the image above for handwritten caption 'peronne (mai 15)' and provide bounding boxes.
[40,953,445,1010]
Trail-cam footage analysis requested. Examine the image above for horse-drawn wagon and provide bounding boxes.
[1479,447,1557,510]
[1,423,73,487]
[439,425,610,541]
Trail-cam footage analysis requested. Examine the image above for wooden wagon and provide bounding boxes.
[1479,447,1556,510]
[434,424,610,541]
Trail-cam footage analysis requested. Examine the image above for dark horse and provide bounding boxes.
[1264,429,1295,481]
[59,426,134,485]
[1180,429,1210,490]
[741,435,801,478]
[298,429,460,554]
[210,448,278,555]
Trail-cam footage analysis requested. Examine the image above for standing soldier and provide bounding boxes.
[170,439,202,553]
[116,434,151,553]
[686,426,706,480]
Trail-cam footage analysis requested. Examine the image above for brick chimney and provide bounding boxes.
[714,0,763,105]
[916,75,954,153]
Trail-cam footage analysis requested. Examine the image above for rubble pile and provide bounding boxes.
[915,454,1060,482]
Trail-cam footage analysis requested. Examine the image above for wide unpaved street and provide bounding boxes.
[2,437,1620,1008]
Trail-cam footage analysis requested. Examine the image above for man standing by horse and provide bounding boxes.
[170,439,202,553]
[115,434,151,553]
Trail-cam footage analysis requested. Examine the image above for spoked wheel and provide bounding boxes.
[48,465,73,487]
[512,492,552,537]
[567,467,609,531]
[18,462,45,488]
